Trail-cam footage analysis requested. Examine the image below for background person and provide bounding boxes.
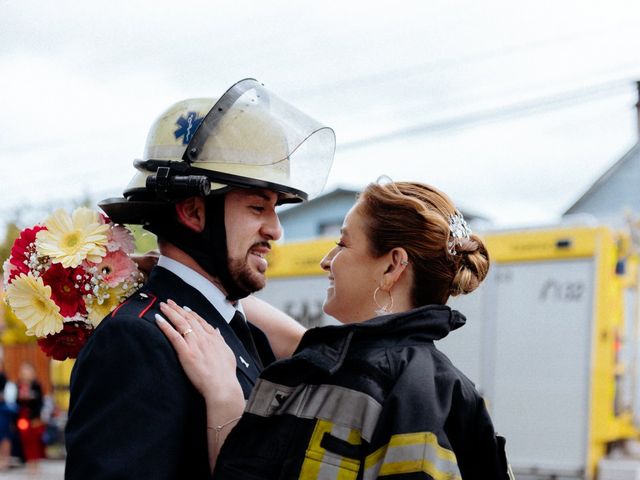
[15,362,45,473]
[159,180,514,479]
[0,361,15,471]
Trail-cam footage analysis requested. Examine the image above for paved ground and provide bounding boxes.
[1,460,64,479]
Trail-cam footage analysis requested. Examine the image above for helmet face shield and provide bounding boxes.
[185,79,335,201]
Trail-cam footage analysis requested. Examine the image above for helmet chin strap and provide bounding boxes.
[146,195,251,301]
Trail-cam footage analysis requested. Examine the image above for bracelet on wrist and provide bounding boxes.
[208,415,242,433]
[208,415,242,446]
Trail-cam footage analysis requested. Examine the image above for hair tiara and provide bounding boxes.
[447,211,472,255]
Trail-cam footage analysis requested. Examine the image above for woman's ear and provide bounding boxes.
[175,197,206,233]
[380,248,409,290]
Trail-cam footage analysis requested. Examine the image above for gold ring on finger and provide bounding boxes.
[181,328,193,337]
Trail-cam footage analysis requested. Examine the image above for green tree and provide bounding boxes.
[127,224,158,253]
[0,222,20,266]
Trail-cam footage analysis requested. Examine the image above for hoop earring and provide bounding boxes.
[374,287,394,315]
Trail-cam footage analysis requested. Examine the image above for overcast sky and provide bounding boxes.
[2,0,640,231]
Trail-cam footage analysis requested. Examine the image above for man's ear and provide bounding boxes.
[380,248,409,291]
[175,197,206,233]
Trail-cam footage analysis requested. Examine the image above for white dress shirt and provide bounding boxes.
[157,256,244,324]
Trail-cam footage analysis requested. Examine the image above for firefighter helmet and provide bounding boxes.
[100,78,335,224]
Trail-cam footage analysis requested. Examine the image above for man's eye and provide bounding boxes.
[250,206,265,212]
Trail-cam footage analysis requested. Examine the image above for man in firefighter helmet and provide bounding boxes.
[65,79,335,480]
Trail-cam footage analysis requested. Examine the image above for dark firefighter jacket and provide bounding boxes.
[214,304,514,480]
[65,266,275,480]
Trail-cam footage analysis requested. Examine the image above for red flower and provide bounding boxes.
[8,226,46,281]
[37,322,93,360]
[41,264,87,317]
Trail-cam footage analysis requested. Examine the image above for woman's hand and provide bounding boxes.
[155,300,246,470]
[155,300,243,405]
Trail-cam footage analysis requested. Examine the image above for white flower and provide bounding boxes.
[37,208,110,268]
[5,273,64,337]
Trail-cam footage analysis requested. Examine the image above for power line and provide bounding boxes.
[288,20,640,99]
[338,78,636,151]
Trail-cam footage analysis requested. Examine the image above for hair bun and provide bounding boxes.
[450,234,489,296]
[452,237,478,254]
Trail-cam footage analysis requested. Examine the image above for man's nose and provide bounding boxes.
[262,211,282,241]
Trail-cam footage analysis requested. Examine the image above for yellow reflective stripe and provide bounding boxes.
[364,444,386,471]
[299,419,333,479]
[336,428,362,480]
[364,432,461,480]
[379,459,461,480]
[390,432,457,463]
[347,428,362,444]
[299,420,362,480]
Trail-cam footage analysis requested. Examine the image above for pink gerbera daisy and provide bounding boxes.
[92,250,137,287]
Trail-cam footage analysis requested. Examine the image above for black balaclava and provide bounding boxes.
[145,194,251,301]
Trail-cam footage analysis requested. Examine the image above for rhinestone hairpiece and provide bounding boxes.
[448,212,472,255]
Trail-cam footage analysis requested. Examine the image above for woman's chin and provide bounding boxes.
[322,300,338,319]
[322,304,349,324]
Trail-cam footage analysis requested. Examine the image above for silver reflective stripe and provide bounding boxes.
[331,424,352,441]
[316,453,359,480]
[246,379,382,441]
[363,432,461,480]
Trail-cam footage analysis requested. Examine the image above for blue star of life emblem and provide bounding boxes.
[174,111,204,145]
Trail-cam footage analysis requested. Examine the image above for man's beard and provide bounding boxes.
[227,255,266,295]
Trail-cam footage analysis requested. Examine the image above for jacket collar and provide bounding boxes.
[291,305,466,376]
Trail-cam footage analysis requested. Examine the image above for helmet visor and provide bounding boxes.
[185,79,335,201]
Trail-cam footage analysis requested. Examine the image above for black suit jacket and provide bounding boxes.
[65,266,275,480]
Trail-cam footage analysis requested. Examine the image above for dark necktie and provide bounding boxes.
[230,311,263,370]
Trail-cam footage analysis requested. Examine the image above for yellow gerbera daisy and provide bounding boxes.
[6,273,64,337]
[36,208,110,268]
[86,285,128,327]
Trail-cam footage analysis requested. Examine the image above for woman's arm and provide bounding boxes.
[241,295,306,358]
[155,300,245,471]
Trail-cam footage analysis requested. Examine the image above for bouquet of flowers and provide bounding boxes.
[3,207,144,360]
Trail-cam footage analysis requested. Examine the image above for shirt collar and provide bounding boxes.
[157,256,244,324]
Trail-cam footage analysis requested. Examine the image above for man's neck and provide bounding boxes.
[159,242,228,295]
